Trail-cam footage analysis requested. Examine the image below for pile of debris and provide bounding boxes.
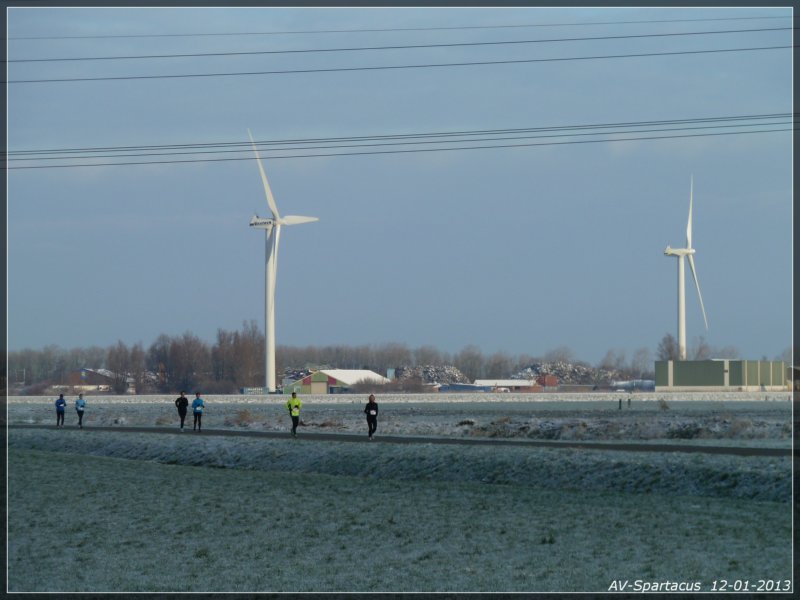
[514,361,623,385]
[393,365,470,385]
[282,368,313,383]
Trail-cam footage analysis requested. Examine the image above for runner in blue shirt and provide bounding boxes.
[55,394,66,427]
[75,393,86,428]
[191,392,205,432]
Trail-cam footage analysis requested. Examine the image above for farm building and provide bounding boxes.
[655,359,789,391]
[473,379,543,392]
[436,383,493,393]
[63,368,134,393]
[283,369,390,394]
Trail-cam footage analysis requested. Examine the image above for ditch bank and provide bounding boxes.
[8,429,791,503]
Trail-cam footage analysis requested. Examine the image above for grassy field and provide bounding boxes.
[7,438,793,593]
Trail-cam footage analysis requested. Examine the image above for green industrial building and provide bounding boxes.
[655,359,789,391]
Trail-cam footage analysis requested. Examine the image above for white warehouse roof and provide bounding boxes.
[321,369,390,386]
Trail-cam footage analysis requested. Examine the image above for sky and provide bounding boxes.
[5,5,794,365]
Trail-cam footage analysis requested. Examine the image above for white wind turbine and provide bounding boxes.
[663,176,708,360]
[247,130,318,392]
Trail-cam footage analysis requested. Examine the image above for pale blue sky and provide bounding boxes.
[6,6,793,364]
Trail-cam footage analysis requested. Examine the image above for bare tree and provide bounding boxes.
[630,347,653,378]
[147,334,172,392]
[691,336,712,360]
[512,353,539,374]
[168,332,211,393]
[233,320,264,388]
[454,345,485,382]
[485,351,513,379]
[67,346,105,372]
[106,340,131,394]
[714,345,740,359]
[544,346,574,363]
[656,333,678,361]
[129,343,148,394]
[413,345,443,367]
[598,349,626,371]
[212,328,236,384]
[375,342,412,373]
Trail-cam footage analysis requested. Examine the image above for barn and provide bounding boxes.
[64,368,135,393]
[473,379,543,392]
[283,369,390,394]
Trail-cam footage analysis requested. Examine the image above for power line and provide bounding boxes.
[6,127,791,170]
[9,113,792,162]
[12,122,793,162]
[27,124,800,162]
[6,14,791,41]
[8,113,790,156]
[8,26,791,63]
[7,44,791,84]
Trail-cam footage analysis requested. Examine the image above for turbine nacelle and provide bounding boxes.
[250,215,275,229]
[664,246,695,257]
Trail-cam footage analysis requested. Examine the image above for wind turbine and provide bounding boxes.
[247,130,318,392]
[663,176,708,360]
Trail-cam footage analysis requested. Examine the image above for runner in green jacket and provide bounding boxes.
[286,392,302,437]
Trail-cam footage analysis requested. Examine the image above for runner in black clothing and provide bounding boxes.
[364,394,378,439]
[175,391,189,430]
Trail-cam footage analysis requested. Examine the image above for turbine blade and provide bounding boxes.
[247,129,281,220]
[271,224,281,292]
[687,254,708,330]
[281,215,319,225]
[686,175,693,249]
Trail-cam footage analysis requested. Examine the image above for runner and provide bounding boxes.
[55,393,66,427]
[286,392,302,437]
[191,392,205,432]
[364,394,378,439]
[75,393,86,428]
[174,391,189,430]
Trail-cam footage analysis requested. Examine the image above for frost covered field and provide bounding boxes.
[7,391,794,444]
[6,393,795,593]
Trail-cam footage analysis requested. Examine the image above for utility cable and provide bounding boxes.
[7,121,793,163]
[7,13,791,41]
[8,26,792,63]
[5,128,791,170]
[7,44,792,84]
[7,113,791,157]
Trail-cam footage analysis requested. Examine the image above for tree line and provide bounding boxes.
[9,323,780,395]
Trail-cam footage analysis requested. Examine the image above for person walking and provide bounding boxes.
[191,392,205,432]
[55,393,66,427]
[75,393,86,428]
[174,391,189,430]
[286,392,302,437]
[364,394,379,439]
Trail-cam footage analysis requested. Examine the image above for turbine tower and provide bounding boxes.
[663,176,708,360]
[247,130,318,392]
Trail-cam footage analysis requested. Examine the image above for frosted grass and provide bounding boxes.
[9,393,792,446]
[8,445,792,593]
[7,394,793,592]
[7,390,793,405]
[8,429,791,501]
